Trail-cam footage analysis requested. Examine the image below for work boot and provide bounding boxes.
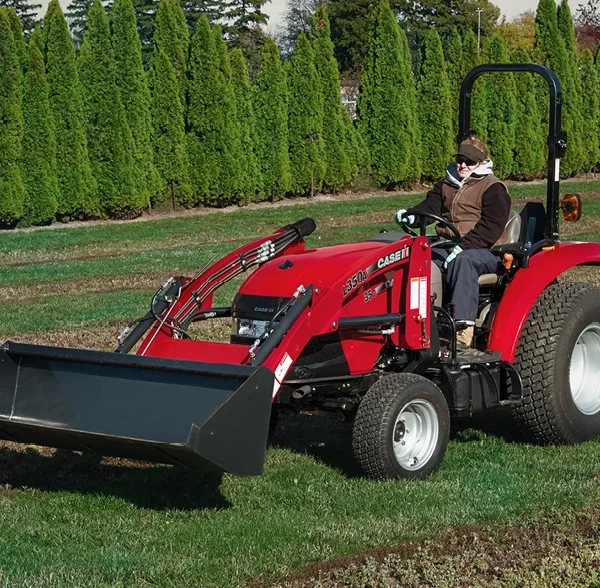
[456,325,474,350]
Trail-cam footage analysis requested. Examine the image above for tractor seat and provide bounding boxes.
[477,209,522,286]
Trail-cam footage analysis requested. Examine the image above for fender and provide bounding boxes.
[487,241,600,361]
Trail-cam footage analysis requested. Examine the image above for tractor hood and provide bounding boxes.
[239,237,409,298]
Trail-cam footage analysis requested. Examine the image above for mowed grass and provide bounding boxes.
[0,180,600,586]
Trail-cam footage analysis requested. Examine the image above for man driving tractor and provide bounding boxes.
[396,136,511,349]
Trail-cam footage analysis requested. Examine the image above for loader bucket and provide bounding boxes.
[0,342,274,475]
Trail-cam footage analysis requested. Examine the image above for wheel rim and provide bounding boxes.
[392,400,439,470]
[570,323,600,416]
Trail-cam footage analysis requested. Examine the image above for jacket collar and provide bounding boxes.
[446,159,494,188]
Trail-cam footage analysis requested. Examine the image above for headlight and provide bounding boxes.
[233,318,271,339]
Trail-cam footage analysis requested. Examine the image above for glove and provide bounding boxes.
[443,245,463,269]
[395,208,416,226]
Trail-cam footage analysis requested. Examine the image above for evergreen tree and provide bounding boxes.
[149,47,191,206]
[66,0,110,45]
[111,0,161,207]
[311,4,353,193]
[215,26,245,200]
[79,0,139,215]
[153,0,189,110]
[223,0,269,72]
[230,48,262,201]
[482,35,516,179]
[416,28,453,182]
[286,32,324,196]
[252,38,290,200]
[0,7,24,226]
[595,46,600,168]
[280,0,321,58]
[0,0,40,35]
[398,15,421,184]
[21,27,59,225]
[510,46,546,179]
[133,0,158,66]
[557,0,585,176]
[446,28,463,137]
[186,18,242,205]
[462,28,487,141]
[357,0,419,187]
[328,0,373,74]
[579,48,600,171]
[342,110,366,178]
[181,0,224,31]
[395,0,501,55]
[6,8,25,71]
[533,0,570,178]
[43,0,97,219]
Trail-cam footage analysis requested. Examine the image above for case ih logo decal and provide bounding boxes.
[376,246,409,270]
[342,270,367,297]
[342,246,410,298]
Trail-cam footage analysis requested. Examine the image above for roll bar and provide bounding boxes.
[458,64,566,242]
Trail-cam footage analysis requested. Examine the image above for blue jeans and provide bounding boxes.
[432,248,500,322]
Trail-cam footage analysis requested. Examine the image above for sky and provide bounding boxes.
[39,0,582,26]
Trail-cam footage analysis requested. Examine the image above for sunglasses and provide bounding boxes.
[455,157,479,166]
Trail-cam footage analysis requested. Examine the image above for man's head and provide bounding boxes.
[454,137,489,179]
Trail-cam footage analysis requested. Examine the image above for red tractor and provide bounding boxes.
[1,64,599,480]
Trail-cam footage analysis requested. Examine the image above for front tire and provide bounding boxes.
[352,373,450,480]
[512,282,600,444]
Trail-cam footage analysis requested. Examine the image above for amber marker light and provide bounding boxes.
[561,193,582,222]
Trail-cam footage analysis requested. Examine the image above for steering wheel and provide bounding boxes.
[398,211,461,241]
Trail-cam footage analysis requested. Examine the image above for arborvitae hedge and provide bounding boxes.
[579,48,600,172]
[417,28,453,182]
[311,5,353,194]
[187,18,242,205]
[0,8,25,227]
[111,0,161,209]
[447,29,463,137]
[483,35,516,179]
[398,23,421,184]
[253,39,290,200]
[43,0,97,219]
[79,0,138,215]
[462,29,487,141]
[594,47,600,170]
[357,0,418,187]
[214,26,245,203]
[186,17,223,205]
[287,32,324,196]
[533,0,570,179]
[230,48,263,202]
[149,47,192,207]
[21,27,59,226]
[557,0,585,177]
[511,47,546,180]
[6,8,26,73]
[153,0,188,112]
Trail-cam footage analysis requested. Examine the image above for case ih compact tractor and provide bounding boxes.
[1,64,600,480]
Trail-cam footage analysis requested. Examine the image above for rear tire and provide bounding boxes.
[512,282,600,444]
[352,373,450,480]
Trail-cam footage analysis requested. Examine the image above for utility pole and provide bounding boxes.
[476,8,484,53]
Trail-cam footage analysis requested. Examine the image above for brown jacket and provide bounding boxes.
[412,171,511,250]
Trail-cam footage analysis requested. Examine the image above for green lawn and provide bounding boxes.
[0,181,600,587]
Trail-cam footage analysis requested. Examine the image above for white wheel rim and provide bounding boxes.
[570,323,600,416]
[392,400,439,470]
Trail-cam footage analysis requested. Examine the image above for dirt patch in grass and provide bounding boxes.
[258,505,600,587]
